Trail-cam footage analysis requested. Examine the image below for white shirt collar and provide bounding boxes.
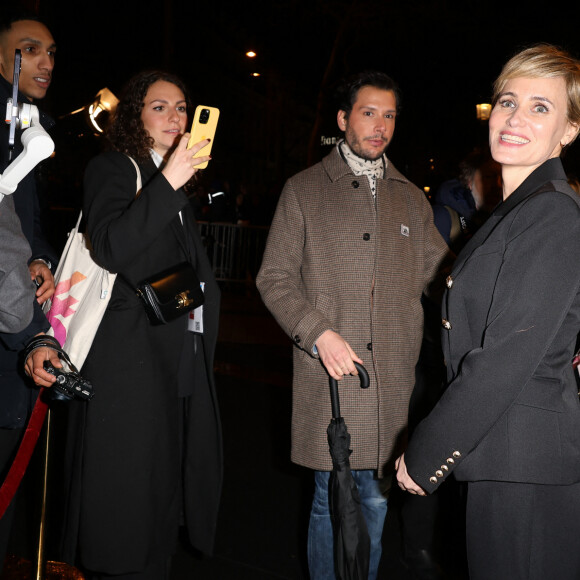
[150,149,164,167]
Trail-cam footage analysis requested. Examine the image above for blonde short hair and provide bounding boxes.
[492,44,580,138]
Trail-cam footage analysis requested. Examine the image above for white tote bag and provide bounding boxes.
[43,156,142,370]
[42,213,117,370]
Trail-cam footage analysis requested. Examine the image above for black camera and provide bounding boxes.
[43,361,95,402]
[199,108,210,123]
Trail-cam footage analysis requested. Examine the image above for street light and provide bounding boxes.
[245,51,260,77]
[476,103,492,121]
[63,87,119,134]
[87,88,119,133]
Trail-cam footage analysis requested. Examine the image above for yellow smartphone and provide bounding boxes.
[187,105,219,169]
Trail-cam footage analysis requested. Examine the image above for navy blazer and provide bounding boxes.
[405,158,580,491]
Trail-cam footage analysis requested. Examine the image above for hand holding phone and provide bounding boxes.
[187,105,219,169]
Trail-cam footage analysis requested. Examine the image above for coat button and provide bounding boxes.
[442,319,452,330]
[294,335,301,344]
[366,343,372,351]
[363,233,371,241]
[429,477,438,484]
[352,180,360,188]
[446,457,455,464]
[441,465,449,472]
[453,451,461,458]
[446,275,454,288]
[435,470,444,478]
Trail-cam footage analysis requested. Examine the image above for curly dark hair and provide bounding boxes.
[106,70,190,162]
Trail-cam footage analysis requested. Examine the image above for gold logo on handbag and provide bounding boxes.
[176,291,195,309]
[136,262,204,325]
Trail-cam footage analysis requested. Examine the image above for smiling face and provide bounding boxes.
[337,85,397,160]
[489,76,579,193]
[140,80,188,157]
[0,20,55,101]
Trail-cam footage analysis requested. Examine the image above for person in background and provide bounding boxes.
[567,172,580,193]
[0,8,60,569]
[431,148,501,252]
[397,43,580,580]
[59,70,222,580]
[0,10,57,306]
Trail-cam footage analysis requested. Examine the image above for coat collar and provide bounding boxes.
[495,157,569,216]
[321,144,410,186]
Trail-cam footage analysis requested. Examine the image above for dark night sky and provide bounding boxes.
[28,0,580,194]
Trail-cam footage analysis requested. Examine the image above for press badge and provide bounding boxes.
[187,282,205,334]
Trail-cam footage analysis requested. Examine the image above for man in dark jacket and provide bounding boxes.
[0,11,57,295]
[431,149,501,252]
[0,10,60,568]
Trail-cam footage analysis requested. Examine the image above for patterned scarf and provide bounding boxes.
[339,139,386,200]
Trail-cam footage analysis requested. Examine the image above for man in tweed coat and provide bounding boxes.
[256,71,449,579]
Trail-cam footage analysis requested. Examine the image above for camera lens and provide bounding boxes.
[200,109,210,124]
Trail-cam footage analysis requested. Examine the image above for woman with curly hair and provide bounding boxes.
[60,70,222,580]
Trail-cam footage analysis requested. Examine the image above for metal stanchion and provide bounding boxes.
[35,408,50,580]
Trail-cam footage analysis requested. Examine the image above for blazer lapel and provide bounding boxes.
[449,212,504,276]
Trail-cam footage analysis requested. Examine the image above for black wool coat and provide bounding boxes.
[60,152,222,575]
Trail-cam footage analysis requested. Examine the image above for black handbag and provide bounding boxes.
[136,262,204,325]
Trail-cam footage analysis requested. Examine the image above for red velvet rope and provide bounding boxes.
[0,391,49,518]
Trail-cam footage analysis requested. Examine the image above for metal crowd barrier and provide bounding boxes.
[198,221,270,284]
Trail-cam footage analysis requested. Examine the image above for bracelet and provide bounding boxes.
[30,258,52,271]
[22,335,62,367]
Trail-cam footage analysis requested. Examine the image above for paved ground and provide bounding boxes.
[171,288,469,579]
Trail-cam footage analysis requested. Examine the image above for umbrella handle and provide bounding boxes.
[329,362,370,419]
[354,362,370,388]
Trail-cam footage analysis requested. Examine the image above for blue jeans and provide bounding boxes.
[307,469,387,580]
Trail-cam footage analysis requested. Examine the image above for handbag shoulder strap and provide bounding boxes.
[125,155,143,196]
[75,155,142,230]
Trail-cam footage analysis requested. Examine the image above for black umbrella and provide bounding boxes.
[327,361,371,580]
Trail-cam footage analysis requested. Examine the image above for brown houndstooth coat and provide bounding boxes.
[256,147,449,476]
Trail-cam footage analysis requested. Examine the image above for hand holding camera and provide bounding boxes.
[43,360,94,402]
